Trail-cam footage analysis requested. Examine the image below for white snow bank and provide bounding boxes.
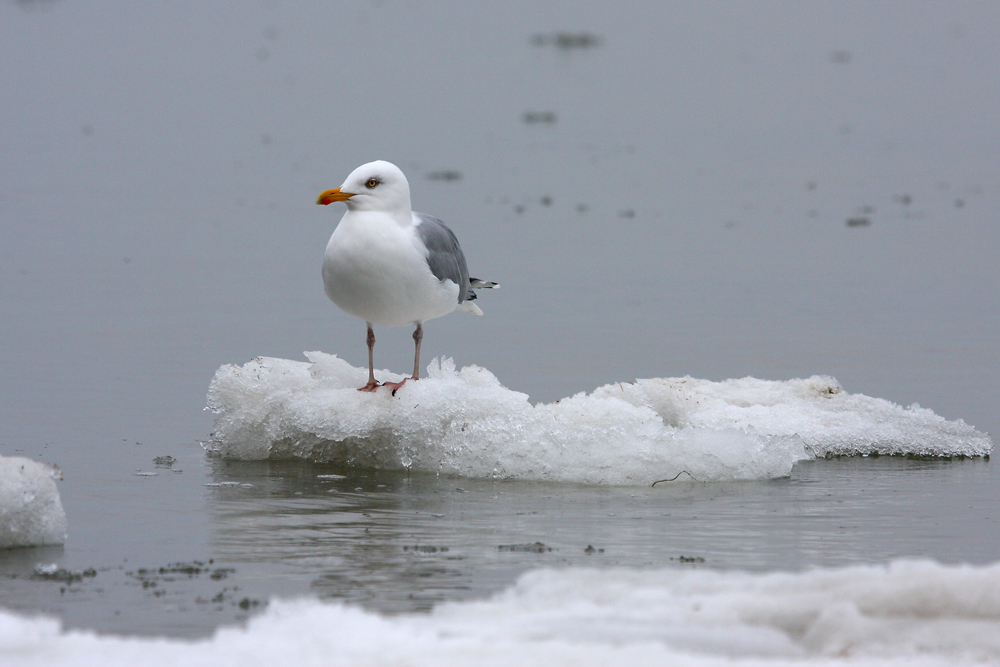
[205,353,991,485]
[3,560,1000,666]
[0,455,67,549]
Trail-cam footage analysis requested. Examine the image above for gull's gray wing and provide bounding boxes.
[414,212,472,303]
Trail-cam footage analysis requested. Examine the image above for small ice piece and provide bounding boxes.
[0,455,68,549]
[34,562,59,576]
[204,354,992,485]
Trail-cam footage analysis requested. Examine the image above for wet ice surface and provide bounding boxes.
[206,354,991,483]
[0,456,67,549]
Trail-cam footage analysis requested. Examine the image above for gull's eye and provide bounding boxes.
[365,177,379,189]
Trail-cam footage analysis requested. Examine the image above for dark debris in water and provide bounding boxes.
[127,560,257,612]
[15,0,64,12]
[829,49,852,64]
[584,545,605,554]
[672,555,706,564]
[127,560,235,583]
[31,565,98,583]
[403,545,449,554]
[846,217,871,227]
[531,32,603,50]
[498,542,553,553]
[238,597,263,611]
[426,170,462,182]
[194,587,266,614]
[523,111,557,125]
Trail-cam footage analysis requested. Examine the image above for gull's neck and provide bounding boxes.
[345,202,412,228]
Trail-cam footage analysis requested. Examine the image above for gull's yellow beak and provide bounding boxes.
[316,187,355,205]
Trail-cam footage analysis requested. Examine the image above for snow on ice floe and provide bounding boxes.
[0,455,67,549]
[3,560,1000,665]
[205,353,992,485]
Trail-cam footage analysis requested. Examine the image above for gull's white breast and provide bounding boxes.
[322,211,461,327]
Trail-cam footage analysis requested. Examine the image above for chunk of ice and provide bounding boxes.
[0,456,68,549]
[3,560,1000,664]
[609,374,992,458]
[204,353,991,485]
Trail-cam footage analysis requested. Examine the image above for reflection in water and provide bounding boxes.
[204,457,999,615]
[0,544,65,577]
[204,459,482,612]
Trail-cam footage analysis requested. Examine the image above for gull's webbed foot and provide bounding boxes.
[383,377,418,396]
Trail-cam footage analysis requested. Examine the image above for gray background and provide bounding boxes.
[1,0,997,637]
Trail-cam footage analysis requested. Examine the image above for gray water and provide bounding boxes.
[1,457,998,638]
[1,1,998,639]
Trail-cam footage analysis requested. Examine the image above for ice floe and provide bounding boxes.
[2,559,999,665]
[205,353,992,485]
[0,455,67,549]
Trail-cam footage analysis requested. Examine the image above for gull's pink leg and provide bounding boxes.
[358,323,380,392]
[384,323,422,396]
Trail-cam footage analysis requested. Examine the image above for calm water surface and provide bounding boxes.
[1,455,997,638]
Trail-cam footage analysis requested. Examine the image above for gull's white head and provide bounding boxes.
[316,160,411,217]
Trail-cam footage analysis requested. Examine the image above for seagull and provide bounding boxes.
[316,160,497,394]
